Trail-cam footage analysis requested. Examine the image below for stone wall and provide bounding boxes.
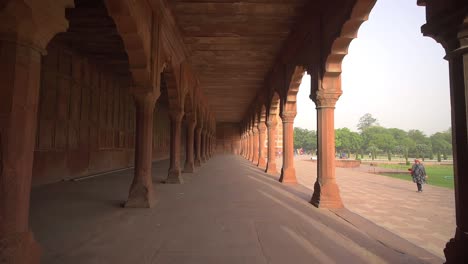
[32,41,171,185]
[216,122,240,154]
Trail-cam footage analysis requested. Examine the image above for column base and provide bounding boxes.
[166,169,184,184]
[279,167,297,184]
[183,162,195,173]
[0,231,41,264]
[125,182,155,208]
[265,162,278,175]
[194,159,201,167]
[310,180,343,209]
[257,158,266,169]
[444,228,468,263]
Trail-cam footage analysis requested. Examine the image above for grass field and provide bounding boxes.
[378,163,454,189]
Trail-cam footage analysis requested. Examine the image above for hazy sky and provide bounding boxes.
[294,0,451,136]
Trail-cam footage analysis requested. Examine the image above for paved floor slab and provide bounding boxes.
[290,156,455,260]
[31,155,441,263]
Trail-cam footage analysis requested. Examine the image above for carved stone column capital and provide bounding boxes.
[281,111,296,123]
[314,90,341,108]
[266,119,277,128]
[258,122,267,133]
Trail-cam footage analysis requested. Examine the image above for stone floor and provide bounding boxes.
[290,156,455,260]
[31,155,442,263]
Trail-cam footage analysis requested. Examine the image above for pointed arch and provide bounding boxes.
[268,92,281,121]
[323,0,375,79]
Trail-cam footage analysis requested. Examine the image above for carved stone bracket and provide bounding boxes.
[314,90,342,108]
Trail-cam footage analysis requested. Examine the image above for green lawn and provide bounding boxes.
[377,164,454,189]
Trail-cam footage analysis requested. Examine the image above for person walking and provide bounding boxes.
[410,159,427,192]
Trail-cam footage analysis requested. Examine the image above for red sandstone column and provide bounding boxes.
[257,122,267,168]
[167,109,184,183]
[244,134,248,159]
[246,130,252,160]
[208,133,212,158]
[443,26,468,263]
[242,134,247,158]
[0,36,45,264]
[249,130,255,162]
[265,119,278,174]
[204,130,209,160]
[183,113,197,173]
[0,5,73,261]
[310,93,343,208]
[279,112,297,183]
[195,125,203,167]
[201,130,207,162]
[126,94,158,207]
[252,126,259,164]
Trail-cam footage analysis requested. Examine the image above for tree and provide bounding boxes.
[430,130,452,162]
[335,128,362,158]
[357,113,379,132]
[361,126,396,160]
[408,130,431,158]
[293,127,317,152]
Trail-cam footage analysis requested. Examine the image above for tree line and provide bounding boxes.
[293,113,452,163]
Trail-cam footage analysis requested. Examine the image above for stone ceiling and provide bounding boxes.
[170,0,308,122]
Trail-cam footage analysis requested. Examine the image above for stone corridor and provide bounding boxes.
[30,156,440,264]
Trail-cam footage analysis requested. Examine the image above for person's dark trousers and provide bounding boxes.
[417,183,422,192]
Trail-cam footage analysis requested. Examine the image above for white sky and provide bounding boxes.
[294,0,451,136]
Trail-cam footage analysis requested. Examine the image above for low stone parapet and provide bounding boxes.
[335,159,361,168]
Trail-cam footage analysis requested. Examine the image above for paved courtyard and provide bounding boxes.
[290,156,455,259]
[30,155,442,263]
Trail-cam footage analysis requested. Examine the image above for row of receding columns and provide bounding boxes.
[241,112,297,182]
[0,5,220,262]
[239,93,343,209]
[126,102,216,207]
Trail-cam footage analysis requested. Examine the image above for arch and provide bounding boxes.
[162,64,185,112]
[105,0,155,90]
[323,0,375,79]
[260,105,267,123]
[268,92,281,121]
[286,66,306,103]
[283,66,306,114]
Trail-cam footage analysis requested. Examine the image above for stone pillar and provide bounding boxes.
[126,94,158,207]
[207,133,212,158]
[257,122,267,168]
[242,134,247,158]
[252,126,259,164]
[246,131,251,160]
[0,36,44,264]
[183,113,197,173]
[265,119,278,174]
[249,130,255,162]
[195,125,203,167]
[310,92,343,208]
[201,130,207,163]
[167,109,184,183]
[442,20,468,263]
[244,134,248,158]
[0,4,72,263]
[204,130,209,160]
[279,112,297,183]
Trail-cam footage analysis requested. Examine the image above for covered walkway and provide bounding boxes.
[31,156,440,263]
[1,1,467,263]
